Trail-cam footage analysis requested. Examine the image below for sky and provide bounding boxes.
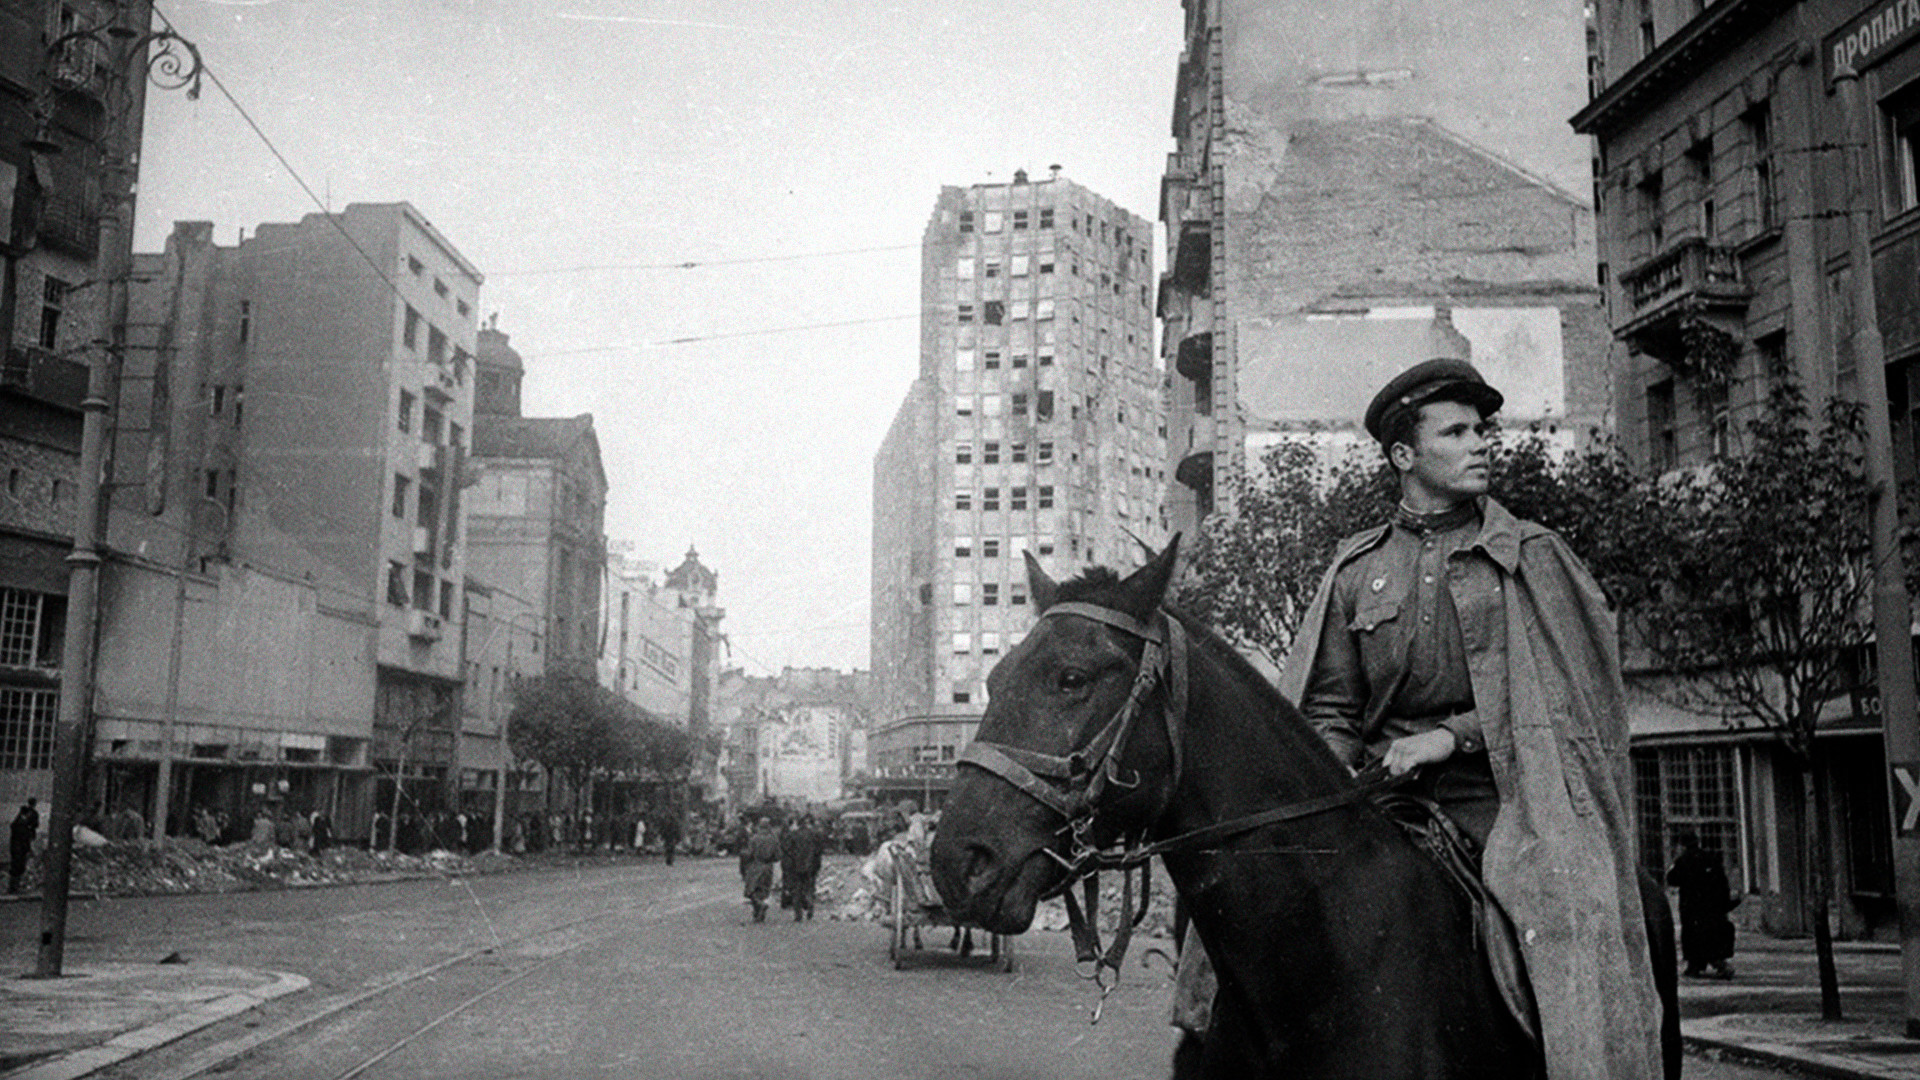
[132,0,1186,675]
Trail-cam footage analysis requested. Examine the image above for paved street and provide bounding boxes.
[5,857,1189,1079]
[0,855,1835,1078]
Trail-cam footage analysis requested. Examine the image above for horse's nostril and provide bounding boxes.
[964,843,998,893]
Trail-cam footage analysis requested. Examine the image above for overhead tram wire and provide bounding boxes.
[491,243,917,274]
[522,313,917,358]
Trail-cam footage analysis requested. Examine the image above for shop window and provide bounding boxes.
[1886,83,1920,214]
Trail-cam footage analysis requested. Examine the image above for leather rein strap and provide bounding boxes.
[956,599,1415,1020]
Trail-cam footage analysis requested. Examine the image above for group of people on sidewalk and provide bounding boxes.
[737,815,825,922]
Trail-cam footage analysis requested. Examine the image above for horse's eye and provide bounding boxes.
[1056,668,1090,693]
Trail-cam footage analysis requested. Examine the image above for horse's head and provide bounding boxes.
[931,537,1181,933]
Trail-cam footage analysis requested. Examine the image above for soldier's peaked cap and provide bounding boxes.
[1364,358,1505,444]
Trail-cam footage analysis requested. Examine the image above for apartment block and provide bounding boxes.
[869,172,1166,810]
[101,204,481,841]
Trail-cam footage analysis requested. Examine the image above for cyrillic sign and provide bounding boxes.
[1828,0,1920,83]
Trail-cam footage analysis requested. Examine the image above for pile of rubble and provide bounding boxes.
[13,838,509,898]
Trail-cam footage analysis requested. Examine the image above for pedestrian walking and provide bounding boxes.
[780,816,825,921]
[310,810,332,855]
[658,809,681,867]
[9,798,40,892]
[1667,831,1738,979]
[739,817,781,922]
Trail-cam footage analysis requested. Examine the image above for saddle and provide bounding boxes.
[1375,792,1542,1053]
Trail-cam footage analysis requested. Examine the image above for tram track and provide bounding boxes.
[127,878,733,1080]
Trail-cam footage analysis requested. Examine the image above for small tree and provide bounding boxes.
[1620,381,1875,1021]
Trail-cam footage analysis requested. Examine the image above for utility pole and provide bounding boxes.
[1836,64,1920,1041]
[35,3,201,979]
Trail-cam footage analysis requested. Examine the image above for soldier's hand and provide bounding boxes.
[1382,728,1458,776]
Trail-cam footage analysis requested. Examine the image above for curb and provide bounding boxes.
[0,970,309,1080]
[1683,1017,1920,1080]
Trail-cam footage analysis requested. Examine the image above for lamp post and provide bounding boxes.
[33,1,201,979]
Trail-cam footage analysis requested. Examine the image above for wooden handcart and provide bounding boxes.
[884,838,1015,971]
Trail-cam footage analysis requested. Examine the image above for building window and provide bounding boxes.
[1647,378,1678,473]
[1012,210,1029,230]
[1886,85,1920,214]
[1640,169,1665,254]
[38,277,67,350]
[428,326,447,367]
[958,304,974,324]
[404,306,421,349]
[0,687,57,770]
[392,474,410,517]
[1039,208,1054,229]
[983,487,1000,511]
[0,589,56,668]
[239,300,251,344]
[1010,486,1028,511]
[413,570,435,611]
[1036,299,1054,320]
[984,300,1005,326]
[1011,352,1029,369]
[1688,138,1714,239]
[1039,257,1055,275]
[1701,379,1732,458]
[1012,393,1028,417]
[1638,0,1655,56]
[982,441,1000,464]
[956,348,975,372]
[398,390,415,432]
[955,535,973,557]
[981,538,1001,559]
[955,442,972,465]
[1010,442,1027,463]
[982,394,1003,417]
[1010,300,1030,321]
[439,580,455,619]
[955,489,972,511]
[982,583,1000,606]
[952,687,971,704]
[983,211,1003,233]
[1038,346,1055,366]
[956,257,974,279]
[408,255,424,275]
[1633,745,1744,886]
[953,632,972,654]
[1036,390,1055,420]
[1745,102,1776,229]
[953,583,972,605]
[1038,485,1055,509]
[1011,583,1028,606]
[423,406,444,445]
[1011,255,1029,276]
[981,630,1001,654]
[387,561,409,606]
[983,351,1001,370]
[956,395,974,417]
[959,210,975,233]
[1038,535,1056,556]
[984,259,1001,279]
[1037,441,1054,464]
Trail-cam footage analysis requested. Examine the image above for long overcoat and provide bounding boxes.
[1278,497,1661,1080]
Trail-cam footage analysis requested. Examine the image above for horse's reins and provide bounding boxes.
[957,599,1418,1021]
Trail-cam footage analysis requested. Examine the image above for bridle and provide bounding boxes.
[956,598,1417,1019]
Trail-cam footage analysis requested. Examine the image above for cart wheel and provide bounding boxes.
[890,877,906,969]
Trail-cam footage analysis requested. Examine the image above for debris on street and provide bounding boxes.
[9,838,513,898]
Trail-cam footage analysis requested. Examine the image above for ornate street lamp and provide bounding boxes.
[34,0,203,979]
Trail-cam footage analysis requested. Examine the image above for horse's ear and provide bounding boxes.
[1119,534,1181,615]
[1025,550,1058,611]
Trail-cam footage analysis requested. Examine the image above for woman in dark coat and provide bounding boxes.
[739,818,781,922]
[1667,831,1738,978]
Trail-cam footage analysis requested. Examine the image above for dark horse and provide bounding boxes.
[929,539,1680,1079]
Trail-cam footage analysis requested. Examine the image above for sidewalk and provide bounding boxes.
[0,961,307,1080]
[1677,934,1919,1079]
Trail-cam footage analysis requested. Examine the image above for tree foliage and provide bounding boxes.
[506,674,693,810]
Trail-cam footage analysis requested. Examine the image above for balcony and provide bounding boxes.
[1616,236,1752,363]
[1,345,87,410]
[1175,331,1212,382]
[1172,218,1211,292]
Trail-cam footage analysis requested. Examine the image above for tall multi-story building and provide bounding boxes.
[466,322,606,684]
[103,203,482,841]
[1573,0,1910,940]
[0,0,153,813]
[870,172,1166,810]
[601,544,692,725]
[1158,0,1610,537]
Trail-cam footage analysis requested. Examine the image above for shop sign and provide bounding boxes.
[1828,0,1920,84]
[1895,762,1920,835]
